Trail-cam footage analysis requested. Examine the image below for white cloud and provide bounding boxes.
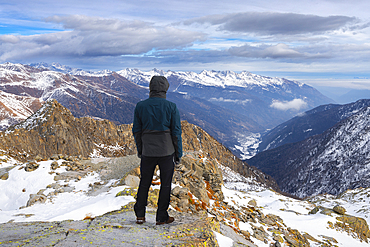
[0,15,205,62]
[229,43,306,59]
[270,98,308,111]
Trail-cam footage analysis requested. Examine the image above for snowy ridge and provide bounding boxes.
[0,62,139,130]
[220,162,268,193]
[257,99,370,154]
[30,62,113,77]
[277,105,370,198]
[118,68,304,89]
[301,106,370,195]
[1,63,73,92]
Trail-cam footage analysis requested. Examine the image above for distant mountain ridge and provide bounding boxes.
[258,99,370,152]
[119,68,333,131]
[0,91,43,130]
[119,68,304,89]
[0,63,258,157]
[30,62,113,77]
[0,63,142,128]
[248,103,370,198]
[0,62,333,159]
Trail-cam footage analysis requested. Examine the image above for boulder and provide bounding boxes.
[0,172,9,180]
[335,215,370,243]
[51,161,59,170]
[333,205,346,215]
[25,162,39,172]
[248,199,257,207]
[26,194,47,207]
[124,175,140,188]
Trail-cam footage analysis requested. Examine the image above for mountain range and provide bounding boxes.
[258,99,370,152]
[119,68,333,131]
[0,62,333,158]
[248,102,370,198]
[2,62,370,201]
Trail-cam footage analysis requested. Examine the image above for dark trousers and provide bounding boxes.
[134,154,174,222]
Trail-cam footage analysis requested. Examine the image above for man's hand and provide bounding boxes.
[138,153,142,159]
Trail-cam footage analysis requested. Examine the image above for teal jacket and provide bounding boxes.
[132,76,182,161]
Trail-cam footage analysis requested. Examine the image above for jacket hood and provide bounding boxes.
[149,76,169,98]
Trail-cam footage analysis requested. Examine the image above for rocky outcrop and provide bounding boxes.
[0,100,136,161]
[310,205,370,243]
[181,122,280,192]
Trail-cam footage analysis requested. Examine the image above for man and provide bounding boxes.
[132,75,182,225]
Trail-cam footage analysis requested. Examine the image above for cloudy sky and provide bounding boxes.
[1,0,370,92]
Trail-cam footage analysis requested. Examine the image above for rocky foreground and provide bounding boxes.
[1,152,369,246]
[1,100,370,246]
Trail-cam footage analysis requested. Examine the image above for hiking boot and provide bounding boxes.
[156,216,174,225]
[136,217,145,224]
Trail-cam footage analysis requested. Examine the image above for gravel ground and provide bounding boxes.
[0,207,220,246]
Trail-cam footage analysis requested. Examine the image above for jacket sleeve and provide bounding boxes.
[132,105,143,157]
[171,105,183,161]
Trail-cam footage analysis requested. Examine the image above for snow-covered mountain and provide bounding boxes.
[119,68,334,157]
[0,63,333,159]
[119,68,302,89]
[30,62,113,77]
[248,104,370,198]
[258,99,370,152]
[0,91,43,130]
[0,62,145,129]
[0,63,259,157]
[118,70,333,128]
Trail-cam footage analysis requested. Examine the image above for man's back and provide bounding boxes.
[132,76,182,161]
[132,75,182,225]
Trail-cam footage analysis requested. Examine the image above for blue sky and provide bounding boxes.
[1,0,370,92]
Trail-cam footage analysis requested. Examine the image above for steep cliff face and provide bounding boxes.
[249,104,370,198]
[258,99,370,152]
[0,99,279,192]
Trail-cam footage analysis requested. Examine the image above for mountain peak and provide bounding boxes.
[119,68,306,89]
[29,62,113,77]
